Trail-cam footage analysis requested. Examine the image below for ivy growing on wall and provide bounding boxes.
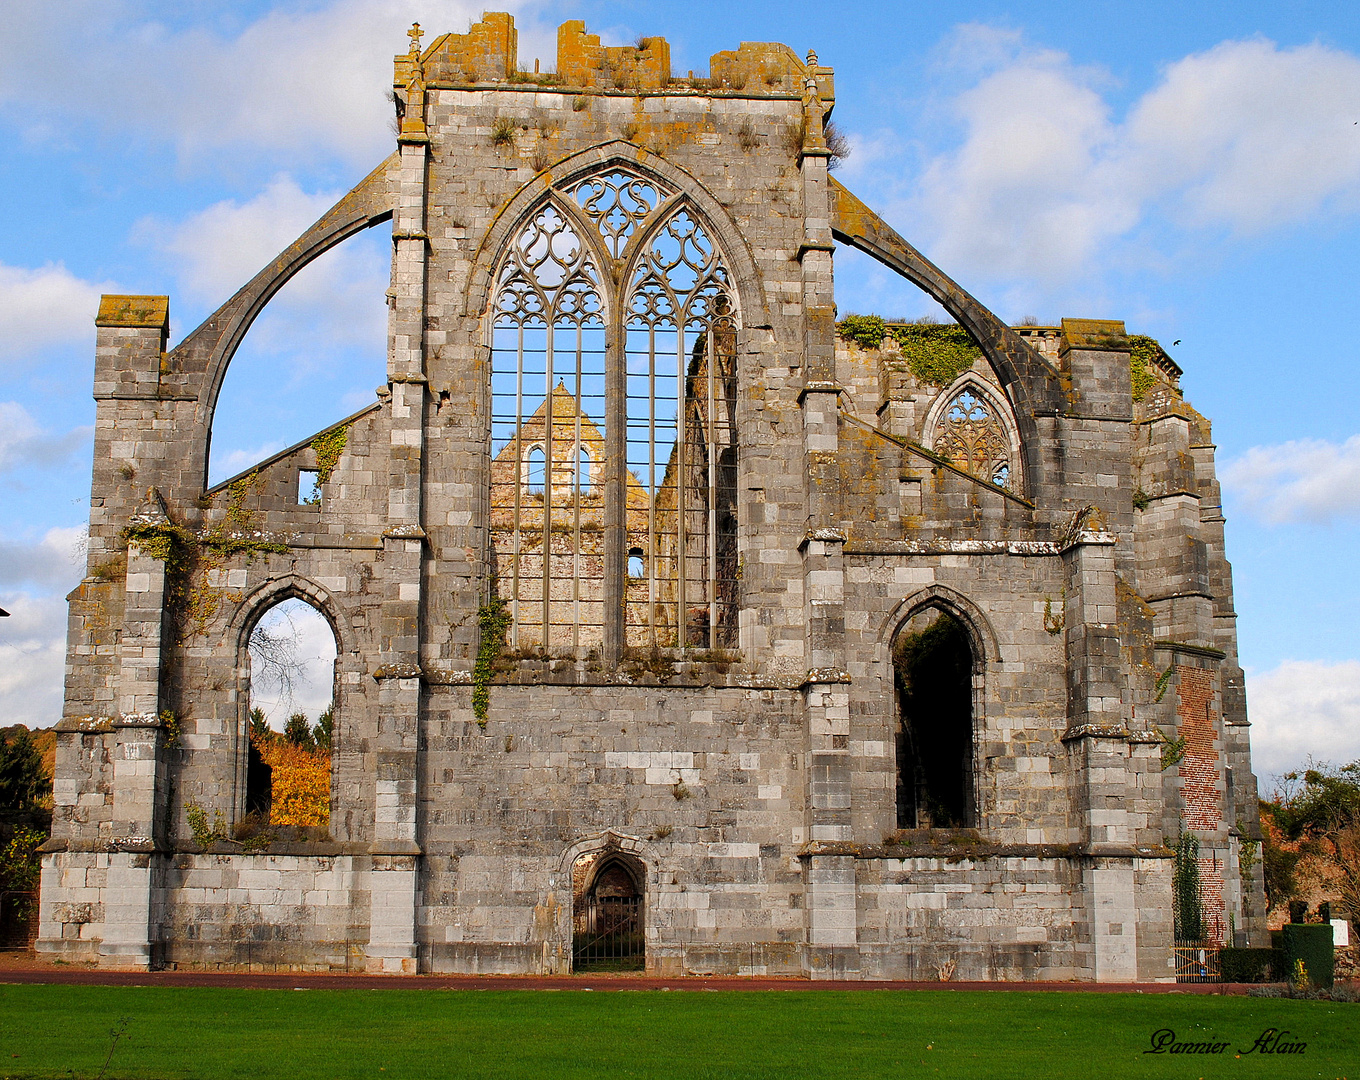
[1127,334,1161,403]
[124,473,288,642]
[307,425,350,504]
[891,324,982,386]
[472,597,511,728]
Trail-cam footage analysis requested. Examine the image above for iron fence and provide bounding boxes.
[574,896,644,972]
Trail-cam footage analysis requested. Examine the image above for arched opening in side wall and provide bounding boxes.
[244,597,337,829]
[893,608,975,829]
[571,850,645,972]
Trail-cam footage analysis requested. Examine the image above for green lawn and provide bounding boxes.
[0,983,1355,1080]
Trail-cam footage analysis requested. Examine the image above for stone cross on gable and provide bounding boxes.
[408,22,423,56]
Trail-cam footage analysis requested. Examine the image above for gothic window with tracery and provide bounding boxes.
[570,171,670,258]
[932,386,1013,489]
[490,169,739,653]
[625,209,737,649]
[490,202,607,648]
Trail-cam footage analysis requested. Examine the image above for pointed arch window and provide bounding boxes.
[625,210,737,649]
[490,168,739,654]
[490,201,606,649]
[931,383,1015,490]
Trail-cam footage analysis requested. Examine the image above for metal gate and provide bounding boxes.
[1173,940,1222,982]
[573,895,644,972]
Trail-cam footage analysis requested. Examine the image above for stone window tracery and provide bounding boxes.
[932,385,1013,489]
[490,170,739,653]
[491,202,607,648]
[570,170,670,258]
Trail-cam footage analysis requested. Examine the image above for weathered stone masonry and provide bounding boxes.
[40,14,1266,978]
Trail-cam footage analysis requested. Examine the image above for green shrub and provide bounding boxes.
[836,314,886,350]
[1219,947,1276,983]
[1281,923,1334,988]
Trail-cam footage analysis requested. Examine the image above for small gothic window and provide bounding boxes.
[933,386,1012,489]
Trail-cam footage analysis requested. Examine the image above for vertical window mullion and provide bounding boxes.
[572,321,583,651]
[647,325,657,647]
[675,319,686,652]
[511,321,525,651]
[707,325,718,645]
[543,320,555,647]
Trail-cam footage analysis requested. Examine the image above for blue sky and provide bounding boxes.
[2,0,1358,777]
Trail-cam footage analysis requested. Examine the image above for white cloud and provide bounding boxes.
[882,32,1360,297]
[0,401,93,473]
[140,174,343,304]
[0,261,109,365]
[249,597,339,727]
[915,46,1131,284]
[0,526,88,592]
[219,440,288,480]
[1,1,554,171]
[1248,659,1360,776]
[0,592,69,729]
[1221,435,1360,525]
[1125,38,1360,233]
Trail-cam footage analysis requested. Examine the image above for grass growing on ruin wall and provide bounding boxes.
[2,984,1357,1079]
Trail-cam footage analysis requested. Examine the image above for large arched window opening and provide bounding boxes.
[893,608,975,829]
[489,201,606,650]
[244,596,337,829]
[489,166,740,655]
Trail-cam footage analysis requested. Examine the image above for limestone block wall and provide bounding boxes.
[40,10,1266,976]
[159,854,365,971]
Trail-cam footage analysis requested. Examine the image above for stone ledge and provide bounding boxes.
[846,539,1060,557]
[1061,723,1132,742]
[1153,639,1227,660]
[800,837,1173,861]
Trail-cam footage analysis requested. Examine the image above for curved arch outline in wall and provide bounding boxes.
[165,152,400,491]
[559,830,654,881]
[229,573,354,660]
[918,371,1026,497]
[468,143,770,331]
[880,583,1001,673]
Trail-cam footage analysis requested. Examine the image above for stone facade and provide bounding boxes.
[39,14,1266,978]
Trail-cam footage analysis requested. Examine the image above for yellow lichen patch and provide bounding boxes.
[95,295,169,329]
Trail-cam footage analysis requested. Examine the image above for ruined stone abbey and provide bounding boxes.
[39,14,1267,979]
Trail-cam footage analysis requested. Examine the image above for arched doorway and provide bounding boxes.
[893,609,975,828]
[572,853,644,971]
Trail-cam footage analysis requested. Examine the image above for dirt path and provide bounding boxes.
[0,953,1249,993]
